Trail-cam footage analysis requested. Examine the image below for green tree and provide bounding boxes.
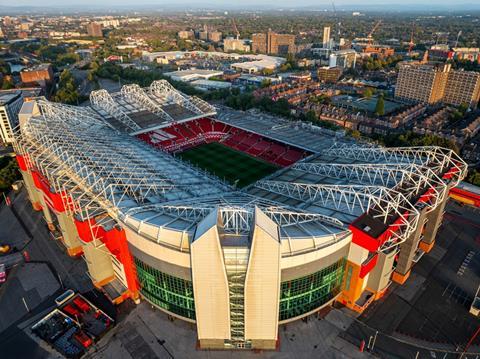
[305,110,317,123]
[53,69,79,105]
[375,95,385,116]
[467,169,480,186]
[1,77,15,90]
[364,88,374,99]
[0,158,20,191]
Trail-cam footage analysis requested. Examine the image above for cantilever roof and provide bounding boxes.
[14,85,468,255]
[89,80,217,135]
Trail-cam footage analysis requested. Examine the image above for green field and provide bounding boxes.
[178,142,279,188]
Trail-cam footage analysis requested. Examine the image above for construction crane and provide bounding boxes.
[331,0,341,38]
[454,30,462,48]
[231,17,240,40]
[367,20,382,44]
[408,22,416,54]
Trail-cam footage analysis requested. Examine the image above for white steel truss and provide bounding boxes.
[120,84,175,123]
[17,113,176,220]
[292,162,447,212]
[321,145,467,187]
[124,203,345,236]
[149,80,216,116]
[255,180,419,252]
[90,89,141,132]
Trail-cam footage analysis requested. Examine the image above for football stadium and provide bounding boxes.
[14,80,467,350]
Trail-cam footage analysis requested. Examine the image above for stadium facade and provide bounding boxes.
[14,81,467,350]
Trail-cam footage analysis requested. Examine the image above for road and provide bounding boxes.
[342,201,480,358]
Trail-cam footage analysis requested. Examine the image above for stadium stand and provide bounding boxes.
[137,118,309,167]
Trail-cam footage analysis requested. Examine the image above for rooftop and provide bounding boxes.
[0,90,22,105]
[14,83,468,256]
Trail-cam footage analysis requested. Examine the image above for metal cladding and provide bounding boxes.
[13,83,468,350]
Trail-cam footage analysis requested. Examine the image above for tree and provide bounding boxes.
[305,110,317,123]
[1,77,15,90]
[375,95,385,116]
[467,169,480,186]
[53,69,79,105]
[0,158,20,191]
[364,88,374,99]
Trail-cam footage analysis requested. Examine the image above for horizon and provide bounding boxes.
[1,0,480,12]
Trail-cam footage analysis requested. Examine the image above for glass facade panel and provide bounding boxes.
[134,257,196,320]
[279,258,346,321]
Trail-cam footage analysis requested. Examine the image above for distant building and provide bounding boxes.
[223,38,250,53]
[252,33,267,54]
[198,31,208,41]
[363,45,394,58]
[190,79,232,91]
[0,90,23,144]
[252,31,295,55]
[86,22,103,37]
[178,30,194,40]
[317,66,342,83]
[208,31,222,43]
[322,26,331,49]
[163,69,224,82]
[444,70,480,108]
[329,50,357,69]
[20,63,54,86]
[395,62,480,108]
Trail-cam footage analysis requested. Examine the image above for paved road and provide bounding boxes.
[9,189,93,293]
[343,201,480,358]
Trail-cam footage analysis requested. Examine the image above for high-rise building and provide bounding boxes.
[322,26,331,49]
[395,62,480,108]
[86,22,103,37]
[328,50,357,69]
[252,31,295,55]
[178,30,194,40]
[443,70,480,108]
[198,30,208,41]
[0,90,23,144]
[208,31,222,43]
[267,31,295,55]
[252,33,267,54]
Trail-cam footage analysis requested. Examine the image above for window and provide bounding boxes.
[134,257,195,320]
[279,258,345,321]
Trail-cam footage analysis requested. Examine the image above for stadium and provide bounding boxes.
[14,80,467,350]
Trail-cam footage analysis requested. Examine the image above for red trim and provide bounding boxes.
[450,187,480,207]
[74,217,139,293]
[359,253,378,279]
[16,155,28,171]
[31,170,72,212]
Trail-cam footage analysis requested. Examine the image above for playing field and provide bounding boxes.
[178,142,279,188]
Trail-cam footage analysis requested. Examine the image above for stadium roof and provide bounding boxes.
[89,80,216,135]
[14,83,468,256]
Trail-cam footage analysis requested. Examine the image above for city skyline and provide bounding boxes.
[1,0,480,11]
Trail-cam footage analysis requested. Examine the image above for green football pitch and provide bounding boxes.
[178,142,279,188]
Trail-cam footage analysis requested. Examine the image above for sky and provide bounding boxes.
[0,0,478,11]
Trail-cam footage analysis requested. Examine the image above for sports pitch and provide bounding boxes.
[178,142,279,188]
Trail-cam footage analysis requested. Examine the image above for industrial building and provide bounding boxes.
[14,80,467,350]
